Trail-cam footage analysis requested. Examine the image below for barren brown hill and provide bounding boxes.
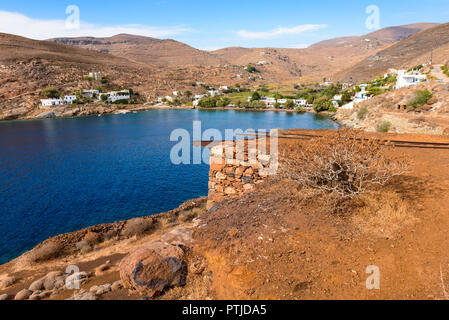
[212,23,438,82]
[0,33,254,120]
[50,34,226,67]
[334,23,449,82]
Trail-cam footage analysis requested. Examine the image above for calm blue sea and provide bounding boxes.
[0,109,338,264]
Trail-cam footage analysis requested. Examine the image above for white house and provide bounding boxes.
[208,90,220,97]
[64,95,77,104]
[260,97,276,107]
[41,95,76,107]
[41,99,63,107]
[82,90,100,99]
[102,90,131,103]
[395,70,427,89]
[294,99,307,107]
[194,94,206,100]
[88,72,102,80]
[354,84,371,104]
[219,86,229,91]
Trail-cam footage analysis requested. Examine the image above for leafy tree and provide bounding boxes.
[197,97,217,108]
[41,87,60,98]
[251,91,261,101]
[273,92,283,101]
[274,102,281,109]
[313,96,333,112]
[296,106,305,113]
[284,99,295,109]
[341,91,352,104]
[100,94,108,102]
[217,97,230,107]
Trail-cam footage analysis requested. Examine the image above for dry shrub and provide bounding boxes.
[280,129,409,199]
[121,217,154,238]
[352,190,417,238]
[28,241,63,263]
[178,208,205,223]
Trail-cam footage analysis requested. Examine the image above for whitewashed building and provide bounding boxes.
[354,84,371,104]
[208,90,220,97]
[102,90,131,103]
[395,70,427,89]
[294,99,307,107]
[82,90,100,99]
[40,99,63,107]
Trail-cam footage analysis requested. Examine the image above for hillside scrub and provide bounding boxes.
[408,90,433,108]
[376,121,392,133]
[280,129,409,200]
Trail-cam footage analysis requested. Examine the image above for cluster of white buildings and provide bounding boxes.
[40,89,130,107]
[40,95,77,107]
[248,96,311,108]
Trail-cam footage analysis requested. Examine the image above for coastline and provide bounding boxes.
[0,103,331,123]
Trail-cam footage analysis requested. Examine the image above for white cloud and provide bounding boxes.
[0,11,192,39]
[237,24,327,39]
[287,43,311,49]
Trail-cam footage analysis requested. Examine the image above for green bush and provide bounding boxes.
[216,97,231,107]
[357,106,369,120]
[284,99,295,109]
[250,91,261,101]
[41,87,60,98]
[296,106,305,113]
[328,105,338,113]
[408,90,433,108]
[376,121,391,133]
[197,97,217,108]
[441,65,449,77]
[313,96,333,112]
[273,102,281,109]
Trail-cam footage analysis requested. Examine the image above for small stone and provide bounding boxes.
[111,280,123,291]
[14,289,32,300]
[225,187,237,195]
[0,276,16,289]
[43,277,56,290]
[0,293,9,300]
[66,292,97,300]
[95,283,111,295]
[95,263,111,276]
[29,291,41,300]
[29,279,44,291]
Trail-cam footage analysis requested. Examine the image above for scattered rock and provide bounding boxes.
[66,292,97,300]
[43,277,56,290]
[161,228,194,247]
[65,272,90,289]
[36,111,55,119]
[119,241,187,298]
[0,293,9,300]
[14,289,32,300]
[0,276,16,289]
[29,291,42,300]
[95,283,111,295]
[29,279,44,291]
[111,280,123,291]
[95,262,111,276]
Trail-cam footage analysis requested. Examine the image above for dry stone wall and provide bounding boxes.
[207,142,273,210]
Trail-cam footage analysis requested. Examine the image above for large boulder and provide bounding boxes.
[119,242,187,298]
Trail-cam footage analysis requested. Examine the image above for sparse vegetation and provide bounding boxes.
[441,65,449,77]
[28,242,63,263]
[408,89,433,108]
[121,218,154,238]
[376,120,391,133]
[357,106,369,120]
[41,87,60,98]
[280,129,409,200]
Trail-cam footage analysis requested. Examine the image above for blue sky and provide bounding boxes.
[0,0,448,50]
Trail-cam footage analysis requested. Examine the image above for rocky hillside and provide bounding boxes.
[334,81,449,135]
[0,33,255,120]
[50,34,226,67]
[50,23,438,83]
[334,23,449,82]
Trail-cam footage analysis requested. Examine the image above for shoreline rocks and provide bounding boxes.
[119,241,187,298]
